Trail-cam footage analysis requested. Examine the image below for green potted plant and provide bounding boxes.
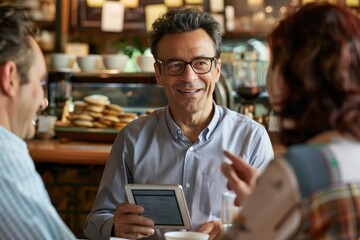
[112,35,149,72]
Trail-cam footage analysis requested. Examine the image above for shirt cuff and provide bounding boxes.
[101,217,114,239]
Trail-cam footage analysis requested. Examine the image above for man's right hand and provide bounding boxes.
[113,202,155,239]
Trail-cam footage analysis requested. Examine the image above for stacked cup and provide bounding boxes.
[51,53,75,71]
[102,54,129,72]
[76,54,102,71]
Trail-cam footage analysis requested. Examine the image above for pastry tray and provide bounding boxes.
[54,126,119,143]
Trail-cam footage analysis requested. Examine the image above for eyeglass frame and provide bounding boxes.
[155,56,217,76]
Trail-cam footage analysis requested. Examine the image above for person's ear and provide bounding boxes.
[154,62,163,87]
[214,58,222,83]
[0,61,19,98]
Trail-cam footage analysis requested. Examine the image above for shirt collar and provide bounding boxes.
[0,125,27,149]
[165,102,221,142]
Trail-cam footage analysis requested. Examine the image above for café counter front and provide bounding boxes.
[26,133,285,238]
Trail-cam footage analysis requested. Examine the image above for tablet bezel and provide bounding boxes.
[125,184,192,230]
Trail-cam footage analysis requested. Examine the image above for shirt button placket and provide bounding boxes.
[183,146,195,206]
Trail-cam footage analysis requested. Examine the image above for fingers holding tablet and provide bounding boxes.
[113,202,155,239]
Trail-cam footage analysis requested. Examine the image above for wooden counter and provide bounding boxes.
[27,139,112,165]
[27,134,286,165]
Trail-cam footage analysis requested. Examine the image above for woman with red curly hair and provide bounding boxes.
[222,3,360,239]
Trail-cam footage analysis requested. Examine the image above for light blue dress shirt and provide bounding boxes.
[0,126,75,240]
[84,104,274,240]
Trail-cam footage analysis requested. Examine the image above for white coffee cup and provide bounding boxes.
[135,55,155,72]
[102,54,129,71]
[164,231,209,240]
[76,54,101,71]
[51,53,74,70]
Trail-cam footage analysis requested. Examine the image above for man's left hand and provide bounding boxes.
[196,220,222,240]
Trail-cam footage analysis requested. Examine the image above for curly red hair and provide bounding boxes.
[267,2,360,146]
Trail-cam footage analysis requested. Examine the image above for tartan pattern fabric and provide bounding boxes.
[285,140,360,240]
[296,184,360,240]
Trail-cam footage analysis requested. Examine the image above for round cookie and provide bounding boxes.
[73,120,94,128]
[102,115,120,123]
[119,117,135,123]
[93,121,107,128]
[87,105,105,113]
[73,100,88,109]
[69,113,94,121]
[88,112,103,119]
[103,109,121,116]
[99,118,113,127]
[84,94,110,106]
[106,104,124,113]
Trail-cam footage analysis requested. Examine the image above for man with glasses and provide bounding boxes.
[155,57,216,76]
[84,8,274,240]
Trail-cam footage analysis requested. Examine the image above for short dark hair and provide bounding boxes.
[0,5,36,84]
[148,7,222,59]
[268,3,360,146]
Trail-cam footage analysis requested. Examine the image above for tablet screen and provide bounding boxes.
[131,189,183,226]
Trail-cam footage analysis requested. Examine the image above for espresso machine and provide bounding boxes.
[232,49,270,127]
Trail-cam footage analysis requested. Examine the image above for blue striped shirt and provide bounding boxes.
[0,126,75,240]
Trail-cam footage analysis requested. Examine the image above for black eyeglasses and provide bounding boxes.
[155,57,216,76]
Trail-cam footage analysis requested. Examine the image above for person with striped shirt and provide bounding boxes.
[0,5,75,239]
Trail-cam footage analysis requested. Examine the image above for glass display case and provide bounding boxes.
[46,71,167,142]
[47,71,167,116]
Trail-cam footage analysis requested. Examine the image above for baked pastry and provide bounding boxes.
[102,115,120,123]
[87,105,105,113]
[84,94,110,106]
[103,109,121,116]
[93,121,107,128]
[67,95,136,131]
[73,120,94,128]
[88,112,103,119]
[106,104,124,113]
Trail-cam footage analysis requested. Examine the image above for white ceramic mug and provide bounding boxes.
[51,53,74,70]
[135,55,155,72]
[102,54,129,71]
[76,54,101,71]
[164,231,209,240]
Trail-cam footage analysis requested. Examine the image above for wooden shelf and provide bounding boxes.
[48,71,157,84]
[33,19,56,29]
[223,30,270,40]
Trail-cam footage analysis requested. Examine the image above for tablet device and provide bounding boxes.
[125,184,192,230]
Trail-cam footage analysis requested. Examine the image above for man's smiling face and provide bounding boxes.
[154,29,221,115]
